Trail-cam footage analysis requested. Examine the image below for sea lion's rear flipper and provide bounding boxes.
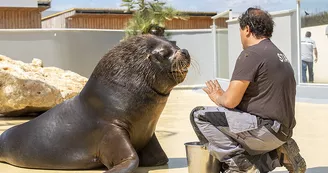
[138,134,168,166]
[100,126,139,173]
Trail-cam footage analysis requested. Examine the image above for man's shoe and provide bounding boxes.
[223,166,260,173]
[277,138,306,173]
[246,165,260,173]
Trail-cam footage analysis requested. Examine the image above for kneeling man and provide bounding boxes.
[190,7,306,173]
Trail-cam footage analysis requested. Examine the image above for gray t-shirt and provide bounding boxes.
[231,39,296,129]
[301,37,316,62]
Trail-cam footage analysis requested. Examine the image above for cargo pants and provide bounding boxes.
[190,106,291,172]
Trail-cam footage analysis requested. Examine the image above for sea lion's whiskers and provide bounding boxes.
[171,61,177,82]
[190,58,200,76]
[178,60,184,75]
[171,60,179,83]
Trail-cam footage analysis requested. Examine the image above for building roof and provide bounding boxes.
[38,0,51,3]
[42,8,219,21]
[37,0,51,11]
[0,0,51,11]
[42,8,129,20]
[38,0,51,7]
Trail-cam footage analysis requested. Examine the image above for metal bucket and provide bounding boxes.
[184,141,221,173]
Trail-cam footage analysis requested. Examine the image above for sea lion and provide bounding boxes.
[0,34,191,173]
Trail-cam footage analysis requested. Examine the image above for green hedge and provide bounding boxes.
[301,11,328,27]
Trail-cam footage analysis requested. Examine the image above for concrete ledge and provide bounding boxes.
[176,78,328,104]
[296,84,328,100]
[174,84,205,90]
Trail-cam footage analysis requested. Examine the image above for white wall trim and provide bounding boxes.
[216,29,228,32]
[166,29,212,33]
[0,28,219,34]
[211,9,232,20]
[296,1,302,85]
[270,9,297,17]
[226,9,296,23]
[212,22,218,78]
[0,28,125,32]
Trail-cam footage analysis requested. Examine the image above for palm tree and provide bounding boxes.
[121,0,189,39]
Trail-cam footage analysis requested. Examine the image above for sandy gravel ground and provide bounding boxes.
[0,89,327,173]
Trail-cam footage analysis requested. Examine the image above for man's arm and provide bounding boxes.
[314,48,318,63]
[203,80,250,109]
[313,40,318,63]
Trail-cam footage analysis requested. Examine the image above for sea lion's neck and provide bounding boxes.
[79,77,169,111]
[150,86,171,97]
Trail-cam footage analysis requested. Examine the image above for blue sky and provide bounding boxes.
[49,0,328,14]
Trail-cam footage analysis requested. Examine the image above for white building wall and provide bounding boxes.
[301,24,328,83]
[0,0,37,8]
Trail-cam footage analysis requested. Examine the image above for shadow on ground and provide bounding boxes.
[135,158,188,173]
[156,130,178,138]
[273,167,328,173]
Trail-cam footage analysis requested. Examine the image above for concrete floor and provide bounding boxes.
[0,89,327,173]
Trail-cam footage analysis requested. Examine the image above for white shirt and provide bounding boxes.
[301,37,316,62]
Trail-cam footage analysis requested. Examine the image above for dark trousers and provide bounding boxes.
[302,60,314,83]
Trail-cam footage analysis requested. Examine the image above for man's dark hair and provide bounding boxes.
[305,31,311,37]
[238,7,275,39]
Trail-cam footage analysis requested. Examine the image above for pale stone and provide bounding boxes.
[30,58,43,68]
[0,55,88,116]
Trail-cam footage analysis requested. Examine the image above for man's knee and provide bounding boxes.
[190,106,205,116]
[190,106,229,127]
[189,106,208,144]
[190,106,205,125]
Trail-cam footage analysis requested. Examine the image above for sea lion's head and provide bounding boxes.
[91,34,191,96]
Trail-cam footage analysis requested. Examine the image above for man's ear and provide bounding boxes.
[245,25,252,37]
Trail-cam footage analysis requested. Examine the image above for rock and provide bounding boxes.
[31,58,43,68]
[0,55,88,116]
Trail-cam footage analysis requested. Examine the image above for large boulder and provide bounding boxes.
[0,55,88,116]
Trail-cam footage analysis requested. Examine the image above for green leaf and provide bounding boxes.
[122,0,189,39]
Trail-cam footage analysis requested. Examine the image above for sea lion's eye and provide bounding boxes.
[152,48,167,58]
[158,49,168,57]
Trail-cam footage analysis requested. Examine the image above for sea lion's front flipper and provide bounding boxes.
[138,134,168,166]
[100,126,139,173]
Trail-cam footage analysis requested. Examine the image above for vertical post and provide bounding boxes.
[212,19,218,78]
[229,9,232,20]
[296,0,301,84]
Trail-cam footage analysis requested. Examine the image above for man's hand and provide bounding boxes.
[315,57,318,63]
[203,79,250,109]
[203,80,225,106]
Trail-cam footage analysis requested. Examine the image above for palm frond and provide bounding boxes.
[121,0,190,39]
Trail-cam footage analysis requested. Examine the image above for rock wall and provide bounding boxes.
[0,55,88,116]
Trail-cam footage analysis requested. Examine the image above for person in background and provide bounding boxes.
[301,31,318,83]
[189,7,306,173]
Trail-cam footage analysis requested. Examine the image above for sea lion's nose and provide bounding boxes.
[181,49,190,58]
